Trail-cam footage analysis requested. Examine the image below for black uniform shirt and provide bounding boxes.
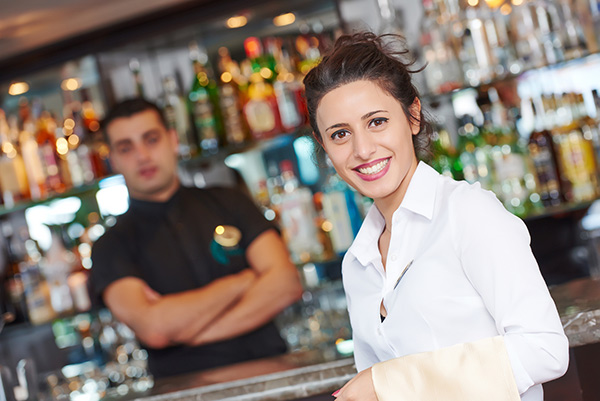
[91,185,287,378]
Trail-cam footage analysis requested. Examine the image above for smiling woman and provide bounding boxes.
[303,32,569,401]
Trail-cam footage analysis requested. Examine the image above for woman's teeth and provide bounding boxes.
[358,159,388,175]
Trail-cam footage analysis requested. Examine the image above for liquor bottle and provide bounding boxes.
[242,37,282,140]
[255,179,278,223]
[319,156,362,255]
[420,0,463,94]
[129,58,145,98]
[19,119,47,200]
[527,99,565,207]
[534,2,566,65]
[592,89,600,119]
[557,0,589,59]
[550,93,598,202]
[41,230,74,316]
[276,160,323,263]
[430,123,460,179]
[456,116,492,189]
[188,43,223,155]
[573,92,600,183]
[162,75,194,158]
[489,120,542,217]
[464,5,495,84]
[510,2,546,69]
[36,111,65,194]
[2,227,29,325]
[266,38,304,132]
[20,255,56,325]
[216,47,248,147]
[375,0,404,36]
[0,111,29,207]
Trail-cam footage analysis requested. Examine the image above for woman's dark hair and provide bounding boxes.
[303,32,432,159]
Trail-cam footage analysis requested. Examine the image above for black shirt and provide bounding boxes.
[91,185,287,378]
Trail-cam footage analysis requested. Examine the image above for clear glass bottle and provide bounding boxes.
[162,75,194,158]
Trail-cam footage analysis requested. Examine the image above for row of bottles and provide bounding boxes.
[1,222,92,327]
[135,33,327,159]
[432,87,600,217]
[0,98,111,209]
[419,0,600,94]
[254,157,366,265]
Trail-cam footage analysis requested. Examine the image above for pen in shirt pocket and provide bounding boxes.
[393,260,414,289]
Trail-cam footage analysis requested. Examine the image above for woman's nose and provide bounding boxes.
[352,130,376,160]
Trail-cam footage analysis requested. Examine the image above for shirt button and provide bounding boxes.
[377,327,382,335]
[391,254,398,262]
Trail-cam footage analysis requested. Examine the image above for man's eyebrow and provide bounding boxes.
[112,138,133,147]
[142,128,162,138]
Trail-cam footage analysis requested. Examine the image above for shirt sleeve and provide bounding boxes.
[451,184,569,394]
[90,224,142,302]
[206,186,277,250]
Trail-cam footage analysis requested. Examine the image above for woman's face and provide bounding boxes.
[316,80,420,205]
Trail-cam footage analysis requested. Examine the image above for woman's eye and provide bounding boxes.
[369,117,388,128]
[331,130,350,140]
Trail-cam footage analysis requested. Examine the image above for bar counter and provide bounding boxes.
[121,350,355,401]
[550,276,600,347]
[113,276,600,401]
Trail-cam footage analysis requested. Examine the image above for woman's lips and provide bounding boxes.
[353,158,391,181]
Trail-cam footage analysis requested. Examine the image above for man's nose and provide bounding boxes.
[136,144,151,161]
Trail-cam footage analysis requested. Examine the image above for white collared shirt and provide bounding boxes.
[343,161,569,401]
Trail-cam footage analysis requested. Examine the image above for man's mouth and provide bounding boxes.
[139,166,157,178]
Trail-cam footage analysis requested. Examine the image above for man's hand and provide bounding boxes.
[188,229,303,345]
[333,368,378,401]
[103,268,258,349]
[143,284,161,303]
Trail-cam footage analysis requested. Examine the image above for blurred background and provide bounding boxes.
[0,0,599,400]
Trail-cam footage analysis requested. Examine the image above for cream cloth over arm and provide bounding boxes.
[371,336,520,401]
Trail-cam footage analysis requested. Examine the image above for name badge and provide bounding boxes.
[211,225,243,264]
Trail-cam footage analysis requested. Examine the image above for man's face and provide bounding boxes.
[106,109,180,202]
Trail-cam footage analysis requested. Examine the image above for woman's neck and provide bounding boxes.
[374,159,419,232]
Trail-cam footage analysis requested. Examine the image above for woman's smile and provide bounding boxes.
[354,157,391,181]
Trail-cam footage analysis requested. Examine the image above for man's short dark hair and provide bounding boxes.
[102,98,168,144]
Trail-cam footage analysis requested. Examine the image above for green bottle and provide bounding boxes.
[188,43,223,155]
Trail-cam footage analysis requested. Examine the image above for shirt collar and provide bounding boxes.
[346,161,439,267]
[397,161,438,221]
[128,185,184,215]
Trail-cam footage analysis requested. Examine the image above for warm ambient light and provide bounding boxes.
[61,78,81,91]
[500,3,512,14]
[8,82,29,96]
[215,225,225,235]
[485,0,505,8]
[467,0,479,6]
[227,15,247,29]
[56,138,69,155]
[221,72,233,83]
[511,0,523,5]
[273,13,296,27]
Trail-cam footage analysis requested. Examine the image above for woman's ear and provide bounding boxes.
[409,98,422,136]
